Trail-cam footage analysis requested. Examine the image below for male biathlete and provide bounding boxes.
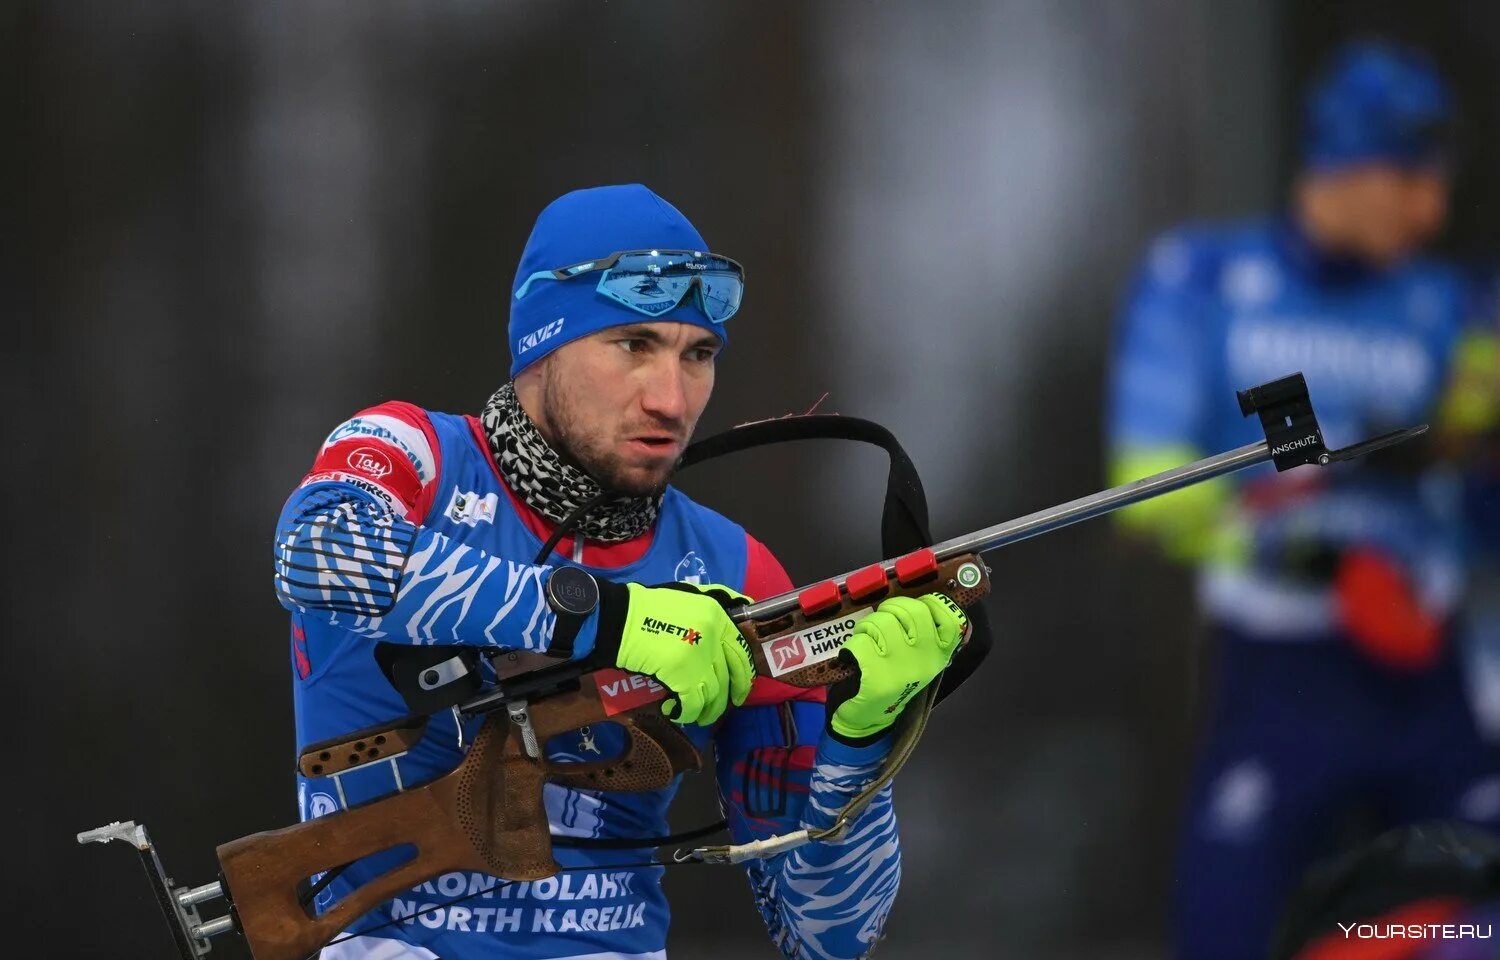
[274,183,966,959]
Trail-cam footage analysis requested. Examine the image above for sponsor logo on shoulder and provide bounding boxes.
[761,608,872,678]
[326,415,431,481]
[301,470,407,517]
[517,317,565,356]
[347,446,394,479]
[594,669,669,717]
[446,489,499,527]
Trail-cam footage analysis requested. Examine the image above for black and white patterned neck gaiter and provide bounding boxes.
[480,382,662,543]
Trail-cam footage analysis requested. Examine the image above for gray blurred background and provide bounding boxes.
[11,1,1500,957]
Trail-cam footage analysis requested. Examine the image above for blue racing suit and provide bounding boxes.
[1455,270,1500,770]
[272,402,902,960]
[1107,217,1500,960]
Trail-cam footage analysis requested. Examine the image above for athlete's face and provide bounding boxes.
[1297,164,1450,267]
[515,322,720,496]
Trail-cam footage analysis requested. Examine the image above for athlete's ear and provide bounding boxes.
[512,360,549,430]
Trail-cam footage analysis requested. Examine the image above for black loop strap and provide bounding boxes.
[680,415,990,703]
[681,416,930,559]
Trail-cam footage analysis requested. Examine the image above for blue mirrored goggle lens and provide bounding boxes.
[693,269,743,323]
[595,253,743,323]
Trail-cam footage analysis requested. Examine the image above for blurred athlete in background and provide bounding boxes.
[1106,41,1500,960]
[1265,301,1500,960]
[1449,271,1500,756]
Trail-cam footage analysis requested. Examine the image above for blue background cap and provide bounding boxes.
[1302,41,1454,172]
[508,184,729,377]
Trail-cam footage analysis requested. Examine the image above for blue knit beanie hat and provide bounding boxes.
[508,184,728,377]
[1303,41,1454,172]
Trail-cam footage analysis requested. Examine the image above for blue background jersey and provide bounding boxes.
[1109,217,1470,638]
[275,403,901,960]
[1108,219,1500,960]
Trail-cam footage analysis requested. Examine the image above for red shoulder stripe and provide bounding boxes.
[302,402,443,520]
[307,439,425,515]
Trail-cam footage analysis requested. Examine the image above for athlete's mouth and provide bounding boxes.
[625,434,681,455]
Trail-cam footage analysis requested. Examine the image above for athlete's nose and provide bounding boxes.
[639,355,688,426]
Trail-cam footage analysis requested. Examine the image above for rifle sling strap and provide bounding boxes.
[679,414,992,703]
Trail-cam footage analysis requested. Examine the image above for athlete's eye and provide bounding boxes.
[616,338,647,354]
[687,347,718,364]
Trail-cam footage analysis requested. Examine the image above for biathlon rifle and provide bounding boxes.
[77,373,1424,960]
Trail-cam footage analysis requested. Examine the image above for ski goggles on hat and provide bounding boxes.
[513,250,745,324]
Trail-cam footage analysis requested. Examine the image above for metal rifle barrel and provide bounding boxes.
[734,439,1271,623]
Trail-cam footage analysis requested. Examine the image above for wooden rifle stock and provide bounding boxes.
[218,686,701,959]
[216,554,991,959]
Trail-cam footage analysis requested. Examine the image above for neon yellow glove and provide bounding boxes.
[593,581,755,726]
[1111,445,1240,565]
[1437,330,1500,439]
[827,594,966,741]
